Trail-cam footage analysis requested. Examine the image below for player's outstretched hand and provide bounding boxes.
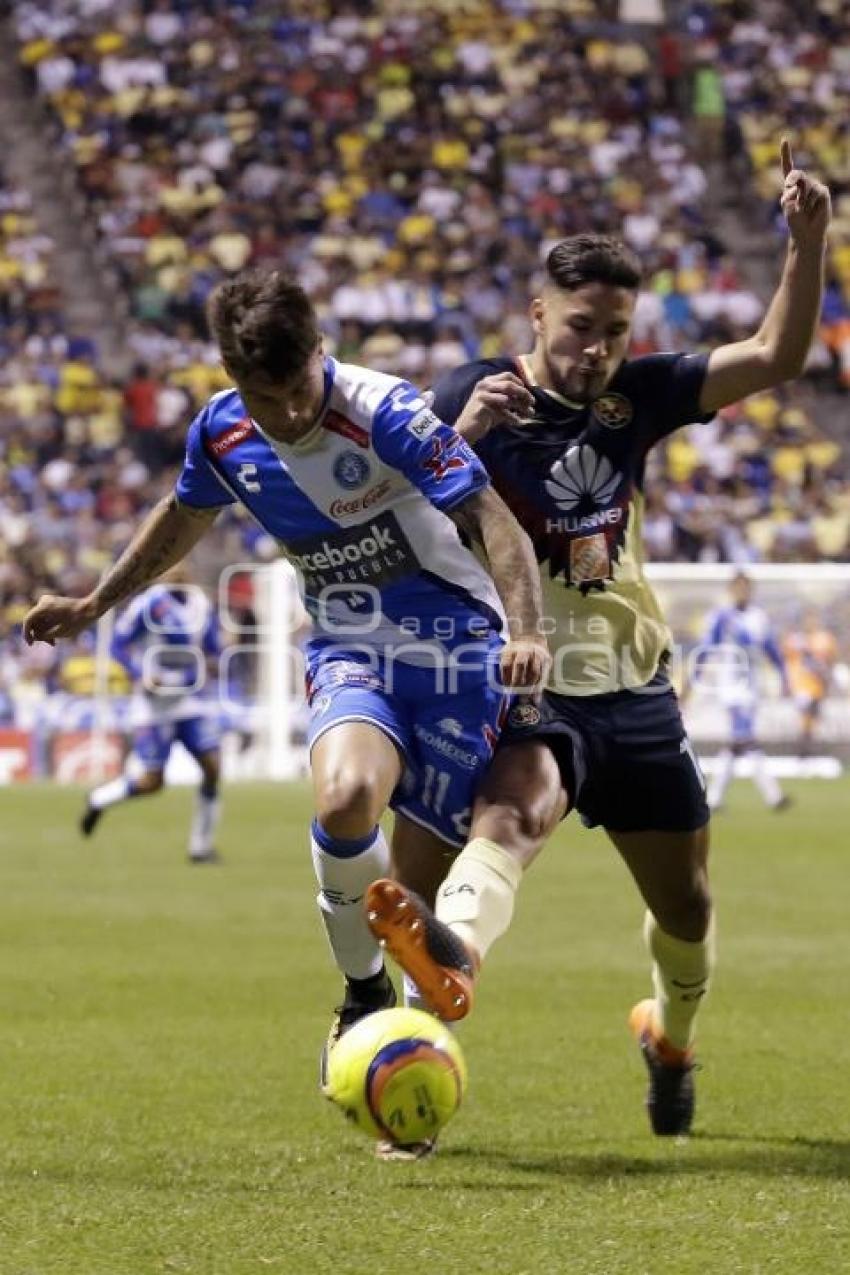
[455,373,535,443]
[23,594,98,647]
[780,137,831,247]
[500,635,551,695]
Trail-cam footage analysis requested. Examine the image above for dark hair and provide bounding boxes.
[545,235,642,292]
[206,267,320,384]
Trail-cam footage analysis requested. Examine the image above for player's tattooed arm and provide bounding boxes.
[450,487,551,691]
[23,495,219,646]
[701,138,831,414]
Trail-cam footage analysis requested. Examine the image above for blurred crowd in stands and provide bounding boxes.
[1,0,849,727]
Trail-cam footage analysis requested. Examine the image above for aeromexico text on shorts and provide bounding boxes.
[289,512,418,590]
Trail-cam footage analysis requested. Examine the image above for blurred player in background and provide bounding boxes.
[783,610,838,754]
[697,571,791,813]
[366,140,830,1138]
[81,564,225,863]
[23,269,549,1149]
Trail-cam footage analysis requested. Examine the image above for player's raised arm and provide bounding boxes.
[449,485,550,691]
[23,494,219,646]
[699,138,831,415]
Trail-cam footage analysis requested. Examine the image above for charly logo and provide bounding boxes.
[592,393,633,429]
[333,450,371,490]
[508,702,541,729]
[545,444,621,512]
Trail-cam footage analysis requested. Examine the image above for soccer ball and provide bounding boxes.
[322,1007,468,1146]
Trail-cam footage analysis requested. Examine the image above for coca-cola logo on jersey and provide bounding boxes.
[329,479,391,518]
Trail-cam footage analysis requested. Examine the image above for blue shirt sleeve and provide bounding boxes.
[762,631,786,676]
[704,608,726,646]
[202,609,222,658]
[175,405,237,509]
[110,600,146,679]
[621,353,712,445]
[370,380,489,512]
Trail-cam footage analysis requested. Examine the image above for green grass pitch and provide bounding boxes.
[2,779,849,1274]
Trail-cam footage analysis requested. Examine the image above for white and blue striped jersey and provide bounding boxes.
[700,603,786,696]
[112,584,220,724]
[175,358,506,663]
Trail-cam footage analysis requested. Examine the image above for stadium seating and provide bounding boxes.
[2,1,849,732]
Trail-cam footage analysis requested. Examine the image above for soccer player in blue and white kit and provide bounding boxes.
[24,269,549,1091]
[80,567,225,862]
[698,571,791,813]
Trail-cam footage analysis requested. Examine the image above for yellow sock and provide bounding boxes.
[644,911,716,1052]
[435,837,523,963]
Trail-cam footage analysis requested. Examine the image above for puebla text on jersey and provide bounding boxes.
[175,357,506,679]
[432,353,711,696]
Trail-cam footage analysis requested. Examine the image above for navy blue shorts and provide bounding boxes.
[500,672,710,833]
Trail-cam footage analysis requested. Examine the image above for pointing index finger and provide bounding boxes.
[780,137,794,179]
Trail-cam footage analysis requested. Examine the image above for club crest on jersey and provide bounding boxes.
[508,702,541,729]
[333,450,372,490]
[592,393,633,430]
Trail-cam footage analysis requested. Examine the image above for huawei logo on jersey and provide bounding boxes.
[545,444,622,513]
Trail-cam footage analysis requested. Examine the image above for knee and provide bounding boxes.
[201,757,220,786]
[315,769,384,838]
[135,771,164,795]
[476,787,564,862]
[504,790,562,846]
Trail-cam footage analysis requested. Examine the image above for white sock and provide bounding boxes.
[707,749,734,810]
[749,750,783,807]
[89,775,134,811]
[189,790,221,858]
[311,820,390,980]
[435,837,522,962]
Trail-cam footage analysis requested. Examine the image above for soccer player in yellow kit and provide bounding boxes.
[784,609,839,754]
[367,141,831,1137]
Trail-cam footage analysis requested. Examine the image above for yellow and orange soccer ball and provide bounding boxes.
[322,1008,468,1147]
